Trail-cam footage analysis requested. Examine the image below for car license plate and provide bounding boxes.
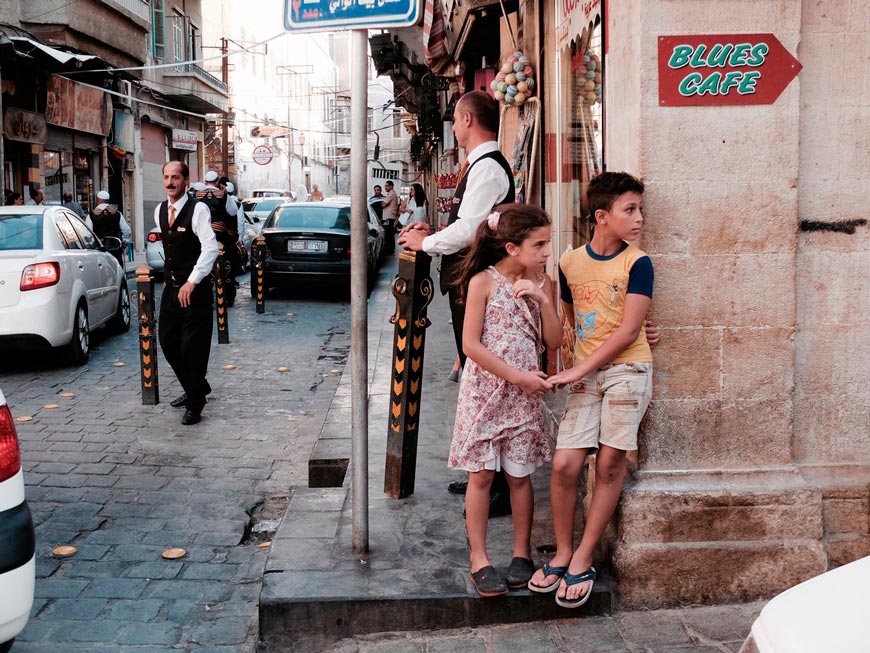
[288,240,327,252]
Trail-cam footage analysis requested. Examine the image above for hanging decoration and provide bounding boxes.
[491,51,536,107]
[573,48,602,105]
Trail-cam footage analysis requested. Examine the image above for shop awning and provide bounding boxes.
[423,0,455,75]
[9,36,103,66]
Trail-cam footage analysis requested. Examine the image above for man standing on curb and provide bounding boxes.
[155,161,218,425]
[398,90,515,516]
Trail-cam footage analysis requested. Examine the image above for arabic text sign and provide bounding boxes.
[658,34,802,107]
[284,0,420,32]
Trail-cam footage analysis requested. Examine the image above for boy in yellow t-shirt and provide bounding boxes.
[528,172,653,608]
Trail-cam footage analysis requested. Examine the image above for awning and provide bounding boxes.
[423,0,455,75]
[10,36,101,66]
[557,0,602,50]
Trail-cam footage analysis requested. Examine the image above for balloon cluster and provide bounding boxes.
[576,49,602,105]
[490,51,536,106]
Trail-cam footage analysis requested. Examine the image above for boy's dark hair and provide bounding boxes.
[587,172,644,222]
[29,186,40,200]
[454,203,551,298]
[458,91,500,135]
[162,160,190,178]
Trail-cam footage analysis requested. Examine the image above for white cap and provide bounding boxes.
[225,182,235,194]
[97,190,110,201]
[204,171,219,182]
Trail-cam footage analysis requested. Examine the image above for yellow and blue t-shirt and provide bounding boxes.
[559,242,654,366]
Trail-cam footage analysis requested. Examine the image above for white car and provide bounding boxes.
[0,388,35,652]
[0,206,130,365]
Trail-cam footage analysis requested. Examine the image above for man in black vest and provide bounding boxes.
[155,161,218,425]
[398,90,515,515]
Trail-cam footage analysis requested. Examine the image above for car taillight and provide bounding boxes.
[20,262,60,291]
[0,404,22,482]
[147,232,162,243]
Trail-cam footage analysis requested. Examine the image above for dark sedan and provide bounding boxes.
[251,201,384,295]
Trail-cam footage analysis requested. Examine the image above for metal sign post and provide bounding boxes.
[349,29,369,554]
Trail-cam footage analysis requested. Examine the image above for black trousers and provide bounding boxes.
[159,280,213,409]
[447,286,509,496]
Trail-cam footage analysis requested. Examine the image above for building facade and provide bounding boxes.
[374,0,870,607]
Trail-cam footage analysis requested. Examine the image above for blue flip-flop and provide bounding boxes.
[527,562,568,593]
[555,567,596,608]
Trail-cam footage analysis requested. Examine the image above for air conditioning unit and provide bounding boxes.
[117,80,132,108]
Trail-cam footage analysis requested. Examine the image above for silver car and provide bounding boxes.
[0,206,130,365]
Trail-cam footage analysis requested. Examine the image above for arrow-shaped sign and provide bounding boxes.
[658,34,802,107]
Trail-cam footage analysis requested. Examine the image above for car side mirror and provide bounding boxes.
[103,236,123,252]
[253,217,260,223]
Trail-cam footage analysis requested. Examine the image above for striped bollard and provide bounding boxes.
[136,264,159,405]
[384,251,433,499]
[251,235,266,314]
[214,243,230,344]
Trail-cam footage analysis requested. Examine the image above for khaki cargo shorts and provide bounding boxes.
[557,362,653,452]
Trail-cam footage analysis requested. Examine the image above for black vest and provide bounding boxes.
[91,210,121,241]
[196,188,234,231]
[440,149,515,294]
[159,198,202,283]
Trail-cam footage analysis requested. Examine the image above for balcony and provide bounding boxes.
[162,63,229,114]
[102,0,151,24]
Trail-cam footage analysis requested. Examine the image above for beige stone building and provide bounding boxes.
[377,0,869,607]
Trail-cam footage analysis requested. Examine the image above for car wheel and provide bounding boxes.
[110,282,131,333]
[65,301,90,365]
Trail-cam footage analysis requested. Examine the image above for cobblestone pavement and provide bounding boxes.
[320,601,763,653]
[1,275,354,652]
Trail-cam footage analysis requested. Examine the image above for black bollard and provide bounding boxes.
[384,251,433,499]
[214,243,230,344]
[251,235,266,314]
[137,264,159,405]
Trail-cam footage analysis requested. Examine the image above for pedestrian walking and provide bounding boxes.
[155,161,218,425]
[448,204,561,597]
[398,90,515,515]
[309,184,324,201]
[199,171,240,306]
[381,180,399,232]
[528,172,654,608]
[62,191,87,221]
[26,187,44,206]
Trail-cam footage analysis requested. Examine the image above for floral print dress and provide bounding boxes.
[448,267,552,474]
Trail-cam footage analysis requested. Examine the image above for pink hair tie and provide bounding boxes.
[487,211,500,230]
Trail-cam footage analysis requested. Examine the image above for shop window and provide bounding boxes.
[74,150,95,213]
[42,150,73,205]
[562,23,604,249]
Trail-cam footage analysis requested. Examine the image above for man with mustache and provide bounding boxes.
[155,161,218,425]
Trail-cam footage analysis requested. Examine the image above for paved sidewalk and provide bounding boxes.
[261,257,762,652]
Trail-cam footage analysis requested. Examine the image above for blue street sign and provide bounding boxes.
[284,0,420,32]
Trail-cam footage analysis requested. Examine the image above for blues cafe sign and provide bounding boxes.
[658,34,802,106]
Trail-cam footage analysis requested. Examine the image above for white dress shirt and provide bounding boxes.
[153,194,218,285]
[422,141,511,255]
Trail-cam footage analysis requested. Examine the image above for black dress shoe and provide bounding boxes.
[181,408,202,425]
[170,394,187,408]
[448,480,468,495]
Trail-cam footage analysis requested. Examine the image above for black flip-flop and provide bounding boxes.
[470,565,508,597]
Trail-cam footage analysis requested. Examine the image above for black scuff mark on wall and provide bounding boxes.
[799,219,868,235]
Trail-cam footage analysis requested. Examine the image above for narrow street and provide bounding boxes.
[1,276,351,651]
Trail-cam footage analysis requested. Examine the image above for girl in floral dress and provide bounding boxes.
[449,204,562,597]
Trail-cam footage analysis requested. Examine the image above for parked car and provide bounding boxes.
[251,200,384,295]
[745,555,869,652]
[0,206,130,365]
[249,188,295,200]
[0,388,36,652]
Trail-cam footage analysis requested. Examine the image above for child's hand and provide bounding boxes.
[514,370,552,397]
[644,320,661,347]
[546,367,584,389]
[513,279,547,304]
